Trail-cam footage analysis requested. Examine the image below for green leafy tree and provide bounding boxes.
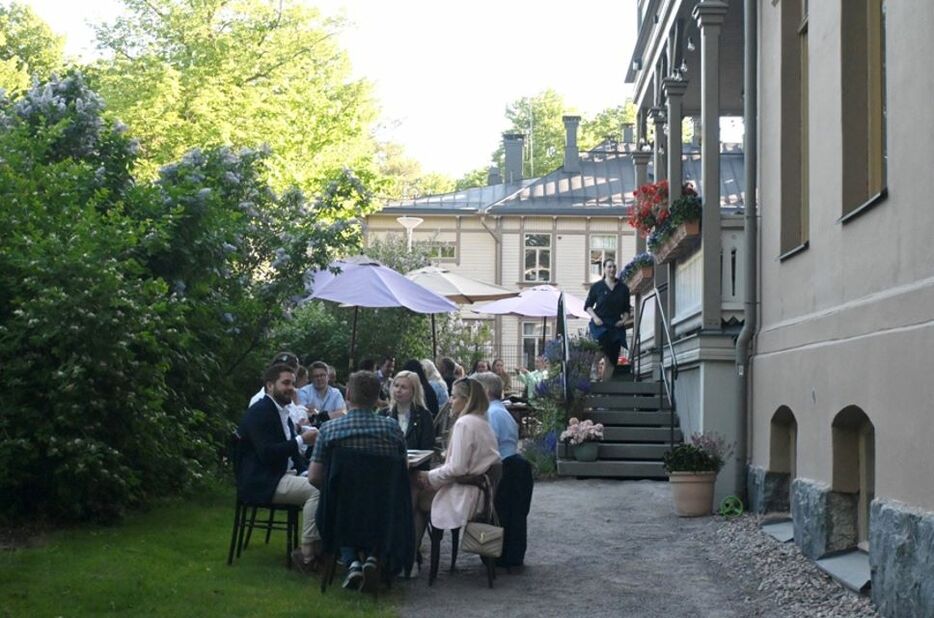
[0,72,371,522]
[491,88,571,179]
[90,0,378,194]
[580,101,637,149]
[455,165,489,191]
[376,141,455,200]
[0,2,65,93]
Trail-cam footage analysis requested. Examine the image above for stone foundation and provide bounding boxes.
[870,499,934,618]
[746,465,791,514]
[790,478,858,559]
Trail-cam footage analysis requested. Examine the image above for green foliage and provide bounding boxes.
[0,484,396,616]
[662,444,722,473]
[89,0,378,194]
[454,165,488,191]
[0,2,65,94]
[492,88,570,178]
[376,141,455,199]
[0,73,370,522]
[436,316,493,369]
[581,101,637,149]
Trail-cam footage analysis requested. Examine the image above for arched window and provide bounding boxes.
[769,406,798,478]
[832,406,875,548]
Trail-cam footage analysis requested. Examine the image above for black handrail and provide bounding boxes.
[630,288,679,450]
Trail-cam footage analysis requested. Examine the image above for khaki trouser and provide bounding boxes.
[272,474,320,545]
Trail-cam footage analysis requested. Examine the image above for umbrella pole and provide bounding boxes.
[349,306,359,375]
[541,315,547,351]
[431,314,438,361]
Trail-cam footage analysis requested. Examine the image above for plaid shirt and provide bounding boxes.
[310,408,407,464]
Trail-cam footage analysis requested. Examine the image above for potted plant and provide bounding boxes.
[648,185,702,264]
[620,252,655,294]
[662,432,734,516]
[628,179,670,237]
[560,417,604,462]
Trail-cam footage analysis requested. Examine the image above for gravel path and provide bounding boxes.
[398,479,877,618]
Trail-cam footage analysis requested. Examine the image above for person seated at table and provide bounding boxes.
[402,359,439,417]
[473,372,534,568]
[376,356,396,400]
[491,358,513,395]
[249,351,299,406]
[470,359,490,375]
[421,359,449,410]
[298,361,347,422]
[438,357,457,394]
[327,364,346,399]
[516,355,549,400]
[309,371,408,591]
[238,363,321,573]
[249,352,310,430]
[415,378,499,531]
[380,370,435,459]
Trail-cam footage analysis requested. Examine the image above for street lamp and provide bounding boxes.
[396,216,424,251]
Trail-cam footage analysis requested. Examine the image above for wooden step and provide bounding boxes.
[558,442,672,460]
[586,410,677,426]
[589,381,660,395]
[586,395,663,411]
[556,459,668,479]
[603,426,682,443]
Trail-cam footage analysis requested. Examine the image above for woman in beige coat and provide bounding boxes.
[416,378,500,530]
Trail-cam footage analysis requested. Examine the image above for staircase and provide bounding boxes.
[556,376,682,479]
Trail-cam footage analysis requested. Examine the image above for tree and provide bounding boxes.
[580,101,637,149]
[375,141,455,200]
[491,88,572,179]
[90,0,378,195]
[0,2,65,94]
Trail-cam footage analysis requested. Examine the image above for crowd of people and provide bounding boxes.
[235,350,537,592]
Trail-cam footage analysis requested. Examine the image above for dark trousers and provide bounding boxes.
[493,454,534,567]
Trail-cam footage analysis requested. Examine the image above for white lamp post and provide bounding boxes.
[396,216,424,251]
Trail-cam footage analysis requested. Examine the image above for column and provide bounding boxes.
[650,108,668,183]
[694,0,729,330]
[663,77,688,335]
[631,150,652,255]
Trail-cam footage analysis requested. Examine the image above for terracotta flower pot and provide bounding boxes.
[668,471,717,517]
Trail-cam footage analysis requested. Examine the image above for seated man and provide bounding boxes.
[309,371,407,592]
[237,363,320,572]
[474,371,534,568]
[298,361,347,421]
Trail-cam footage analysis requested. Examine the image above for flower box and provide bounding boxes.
[624,265,654,295]
[653,219,700,265]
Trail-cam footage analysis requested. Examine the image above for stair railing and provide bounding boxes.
[630,286,679,450]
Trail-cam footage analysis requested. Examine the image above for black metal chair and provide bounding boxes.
[427,461,502,588]
[226,431,301,569]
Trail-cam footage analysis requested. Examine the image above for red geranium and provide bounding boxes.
[628,179,669,237]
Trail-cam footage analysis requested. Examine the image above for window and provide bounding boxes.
[418,240,456,261]
[589,235,618,282]
[523,233,551,282]
[841,0,887,219]
[779,0,809,255]
[521,321,552,370]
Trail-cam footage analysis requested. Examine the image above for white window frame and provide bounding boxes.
[523,233,552,283]
[589,234,618,282]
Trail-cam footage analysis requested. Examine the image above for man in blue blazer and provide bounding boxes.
[238,362,320,572]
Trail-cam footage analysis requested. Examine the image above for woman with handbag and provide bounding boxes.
[415,378,499,530]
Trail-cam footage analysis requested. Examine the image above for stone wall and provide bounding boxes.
[790,478,858,559]
[870,499,934,618]
[746,465,791,514]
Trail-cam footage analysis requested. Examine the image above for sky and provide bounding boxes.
[24,0,638,178]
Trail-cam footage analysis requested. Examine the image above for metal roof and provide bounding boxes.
[377,141,744,217]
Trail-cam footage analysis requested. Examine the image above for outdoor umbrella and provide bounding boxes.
[305,256,458,372]
[472,285,590,349]
[405,266,518,358]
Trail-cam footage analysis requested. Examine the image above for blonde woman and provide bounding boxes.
[379,370,435,458]
[416,378,500,530]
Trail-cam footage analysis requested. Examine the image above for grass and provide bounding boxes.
[0,485,399,617]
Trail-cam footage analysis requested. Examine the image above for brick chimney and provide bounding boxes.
[563,115,581,173]
[503,132,524,183]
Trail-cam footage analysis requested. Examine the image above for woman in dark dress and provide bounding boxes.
[584,258,631,381]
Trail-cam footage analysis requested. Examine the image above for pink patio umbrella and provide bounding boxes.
[305,256,458,371]
[472,285,590,350]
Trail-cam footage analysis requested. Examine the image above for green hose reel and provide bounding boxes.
[718,495,744,518]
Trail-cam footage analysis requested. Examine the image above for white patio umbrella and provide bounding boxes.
[405,266,518,358]
[305,256,458,371]
[472,284,590,350]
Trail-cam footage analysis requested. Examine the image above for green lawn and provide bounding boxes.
[0,486,398,617]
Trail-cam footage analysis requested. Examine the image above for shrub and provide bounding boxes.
[662,432,734,473]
